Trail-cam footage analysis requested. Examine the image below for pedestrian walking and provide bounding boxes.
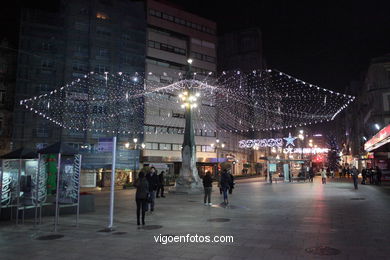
[134,171,149,226]
[220,169,231,204]
[361,167,367,184]
[228,171,235,194]
[375,166,382,185]
[203,171,213,205]
[309,167,314,183]
[217,171,222,194]
[321,168,327,184]
[146,167,159,212]
[367,168,373,184]
[351,166,359,190]
[156,171,165,198]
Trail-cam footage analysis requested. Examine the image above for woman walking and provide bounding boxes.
[321,168,327,184]
[203,171,213,206]
[220,169,231,204]
[134,171,149,226]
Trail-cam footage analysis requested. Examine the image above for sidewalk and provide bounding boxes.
[1,178,390,259]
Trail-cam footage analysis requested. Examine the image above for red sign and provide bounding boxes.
[364,125,390,151]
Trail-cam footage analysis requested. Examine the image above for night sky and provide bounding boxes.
[2,0,390,93]
[173,0,390,93]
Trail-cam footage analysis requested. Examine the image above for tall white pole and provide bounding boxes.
[0,160,3,219]
[54,153,61,232]
[108,136,117,229]
[16,159,22,225]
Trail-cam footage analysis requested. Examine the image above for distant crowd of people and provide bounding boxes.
[340,166,382,186]
[316,165,383,190]
[133,167,235,226]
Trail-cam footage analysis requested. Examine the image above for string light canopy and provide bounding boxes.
[20,69,355,135]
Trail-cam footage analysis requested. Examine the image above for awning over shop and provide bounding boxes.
[365,124,390,152]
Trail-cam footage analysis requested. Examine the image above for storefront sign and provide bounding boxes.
[269,163,277,172]
[283,148,329,154]
[364,124,390,152]
[239,138,284,148]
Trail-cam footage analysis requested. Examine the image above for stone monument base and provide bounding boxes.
[169,181,203,195]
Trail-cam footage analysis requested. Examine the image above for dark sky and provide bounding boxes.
[2,0,390,93]
[172,0,390,93]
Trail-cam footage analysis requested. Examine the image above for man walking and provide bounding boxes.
[156,170,165,198]
[375,166,382,185]
[146,167,159,211]
[361,167,367,185]
[351,166,359,190]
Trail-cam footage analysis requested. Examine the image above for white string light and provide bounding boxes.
[20,69,355,135]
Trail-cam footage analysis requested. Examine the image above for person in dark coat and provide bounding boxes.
[309,167,314,182]
[351,166,359,190]
[375,166,382,185]
[368,168,373,184]
[134,171,149,226]
[361,167,367,184]
[203,171,213,205]
[228,171,235,194]
[220,169,231,204]
[146,167,159,211]
[156,171,165,198]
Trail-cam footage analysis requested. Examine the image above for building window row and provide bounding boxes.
[144,142,215,152]
[191,51,216,64]
[146,57,186,71]
[148,40,186,56]
[144,125,216,137]
[149,8,215,35]
[148,25,187,41]
[73,62,89,72]
[94,64,110,73]
[191,38,215,49]
[96,26,111,37]
[192,66,215,76]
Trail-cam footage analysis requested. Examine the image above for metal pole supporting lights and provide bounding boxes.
[211,139,225,176]
[170,58,203,194]
[298,130,304,160]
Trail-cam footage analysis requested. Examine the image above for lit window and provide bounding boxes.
[96,12,109,20]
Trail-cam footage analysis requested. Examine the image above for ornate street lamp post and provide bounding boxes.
[170,59,203,194]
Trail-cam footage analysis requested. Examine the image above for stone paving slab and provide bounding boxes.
[1,177,390,260]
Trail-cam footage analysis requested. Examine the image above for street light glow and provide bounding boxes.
[187,58,193,64]
[375,123,380,130]
[133,138,138,143]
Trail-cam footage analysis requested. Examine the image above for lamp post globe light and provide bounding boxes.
[170,58,203,194]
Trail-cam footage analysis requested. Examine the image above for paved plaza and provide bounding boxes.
[1,177,390,260]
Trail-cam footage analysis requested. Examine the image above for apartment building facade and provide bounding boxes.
[143,0,219,176]
[13,0,146,187]
[0,39,17,155]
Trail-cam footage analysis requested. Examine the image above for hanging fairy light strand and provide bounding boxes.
[20,69,355,135]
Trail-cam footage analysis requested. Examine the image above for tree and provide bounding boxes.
[327,135,341,171]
